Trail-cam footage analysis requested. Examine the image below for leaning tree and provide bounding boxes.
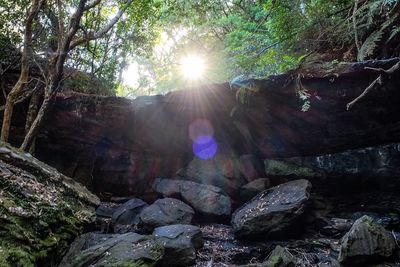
[0,0,141,151]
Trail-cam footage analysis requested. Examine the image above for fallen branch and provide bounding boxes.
[347,60,400,110]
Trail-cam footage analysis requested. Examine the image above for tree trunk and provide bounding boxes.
[19,0,132,150]
[0,0,43,142]
[1,79,28,141]
[24,87,43,153]
[20,92,52,151]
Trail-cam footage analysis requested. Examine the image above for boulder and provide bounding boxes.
[240,178,271,202]
[139,198,194,231]
[154,224,204,266]
[232,179,311,238]
[152,178,232,220]
[338,215,396,264]
[59,232,164,267]
[351,211,400,229]
[176,146,246,198]
[60,225,204,267]
[112,198,148,233]
[180,180,232,220]
[0,144,99,267]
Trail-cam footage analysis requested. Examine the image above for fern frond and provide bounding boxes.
[387,26,400,43]
[357,29,383,61]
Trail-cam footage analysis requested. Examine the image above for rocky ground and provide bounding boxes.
[59,178,400,267]
[2,141,400,266]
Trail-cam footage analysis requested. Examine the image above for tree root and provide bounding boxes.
[347,60,400,110]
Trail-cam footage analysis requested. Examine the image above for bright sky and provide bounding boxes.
[121,61,140,88]
[122,27,206,88]
[180,55,205,80]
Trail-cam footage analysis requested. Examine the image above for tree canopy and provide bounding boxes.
[0,0,399,97]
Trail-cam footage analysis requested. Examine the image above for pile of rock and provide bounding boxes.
[61,162,400,267]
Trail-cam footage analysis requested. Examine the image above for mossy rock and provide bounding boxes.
[0,143,99,266]
[264,159,319,178]
[59,232,164,267]
[338,215,395,264]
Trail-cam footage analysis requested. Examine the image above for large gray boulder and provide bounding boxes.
[154,224,204,266]
[139,198,194,231]
[60,225,204,267]
[338,215,396,264]
[59,232,164,267]
[153,178,232,220]
[180,181,232,220]
[176,147,246,198]
[232,179,311,238]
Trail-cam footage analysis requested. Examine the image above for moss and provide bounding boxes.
[262,246,296,267]
[0,244,35,267]
[267,255,283,266]
[0,144,98,267]
[0,185,89,266]
[264,159,319,177]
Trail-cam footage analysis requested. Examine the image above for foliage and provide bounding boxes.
[355,0,400,60]
[0,0,399,97]
[63,71,115,96]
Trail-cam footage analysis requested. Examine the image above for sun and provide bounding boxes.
[180,55,206,80]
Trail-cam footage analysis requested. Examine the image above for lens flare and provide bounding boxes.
[192,135,217,160]
[189,118,217,160]
[180,55,205,80]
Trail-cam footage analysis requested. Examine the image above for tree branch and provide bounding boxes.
[70,0,133,50]
[347,60,400,110]
[84,0,101,11]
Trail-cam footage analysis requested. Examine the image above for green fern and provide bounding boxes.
[387,26,400,43]
[355,0,399,60]
[357,29,383,61]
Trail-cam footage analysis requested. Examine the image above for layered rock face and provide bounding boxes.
[7,59,400,198]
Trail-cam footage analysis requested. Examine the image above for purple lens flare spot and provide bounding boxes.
[193,135,217,160]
